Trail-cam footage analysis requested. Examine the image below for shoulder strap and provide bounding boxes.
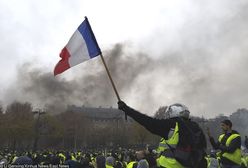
[178,118,196,135]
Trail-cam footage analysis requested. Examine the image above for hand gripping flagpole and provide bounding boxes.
[99,54,127,120]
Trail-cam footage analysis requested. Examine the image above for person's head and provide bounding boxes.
[106,156,115,166]
[210,150,216,158]
[165,103,190,119]
[135,151,145,161]
[221,119,232,133]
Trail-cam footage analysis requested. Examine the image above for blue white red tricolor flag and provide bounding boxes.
[54,17,101,76]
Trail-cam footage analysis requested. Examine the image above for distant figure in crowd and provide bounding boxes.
[207,119,241,168]
[118,101,207,168]
[245,136,248,150]
[96,155,106,168]
[135,150,149,168]
[106,156,115,168]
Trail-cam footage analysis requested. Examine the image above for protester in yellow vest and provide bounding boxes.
[205,150,220,168]
[118,101,207,168]
[136,150,149,168]
[106,156,115,168]
[207,119,241,168]
[127,160,138,168]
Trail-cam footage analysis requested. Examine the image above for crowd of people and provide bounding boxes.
[0,145,248,168]
[0,147,156,168]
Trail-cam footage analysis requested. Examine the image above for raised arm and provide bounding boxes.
[118,101,175,139]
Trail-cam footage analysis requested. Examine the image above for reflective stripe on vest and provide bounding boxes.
[157,138,167,153]
[157,123,180,154]
[71,155,77,161]
[218,133,241,165]
[12,156,18,164]
[159,122,184,168]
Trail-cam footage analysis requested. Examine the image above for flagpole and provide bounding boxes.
[99,54,127,120]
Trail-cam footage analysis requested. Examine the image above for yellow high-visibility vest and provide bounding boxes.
[158,122,185,168]
[206,156,220,168]
[127,161,137,168]
[106,164,114,168]
[218,133,241,165]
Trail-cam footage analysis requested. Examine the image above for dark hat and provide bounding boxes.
[221,119,232,127]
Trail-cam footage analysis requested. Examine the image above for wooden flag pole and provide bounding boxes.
[100,54,127,120]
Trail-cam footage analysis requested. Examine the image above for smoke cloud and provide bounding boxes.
[2,0,248,117]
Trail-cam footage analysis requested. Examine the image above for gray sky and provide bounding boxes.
[0,0,248,118]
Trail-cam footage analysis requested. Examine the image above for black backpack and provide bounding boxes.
[173,118,206,168]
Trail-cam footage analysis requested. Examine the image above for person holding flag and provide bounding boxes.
[54,17,207,168]
[118,102,207,168]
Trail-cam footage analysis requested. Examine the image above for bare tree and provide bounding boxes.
[4,101,34,150]
[154,106,167,119]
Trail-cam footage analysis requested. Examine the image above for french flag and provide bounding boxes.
[54,17,101,76]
